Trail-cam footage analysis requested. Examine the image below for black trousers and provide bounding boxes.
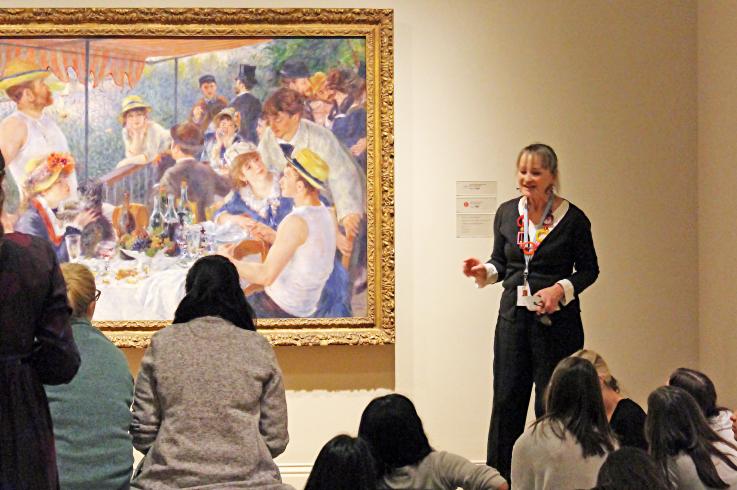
[486,306,584,481]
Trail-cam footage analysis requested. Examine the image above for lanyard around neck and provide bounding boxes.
[520,193,555,283]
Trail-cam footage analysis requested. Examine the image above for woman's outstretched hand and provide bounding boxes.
[463,257,488,287]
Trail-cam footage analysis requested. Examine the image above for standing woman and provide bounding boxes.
[463,143,599,481]
[0,150,81,489]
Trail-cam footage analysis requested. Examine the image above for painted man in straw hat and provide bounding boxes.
[116,95,171,169]
[0,59,76,202]
[223,148,337,318]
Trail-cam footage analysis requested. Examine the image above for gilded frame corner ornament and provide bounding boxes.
[1,8,395,348]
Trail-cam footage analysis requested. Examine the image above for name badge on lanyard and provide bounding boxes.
[516,193,555,299]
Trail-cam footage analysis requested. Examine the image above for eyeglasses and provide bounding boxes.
[94,289,102,301]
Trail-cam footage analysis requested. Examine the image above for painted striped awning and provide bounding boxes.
[0,38,268,88]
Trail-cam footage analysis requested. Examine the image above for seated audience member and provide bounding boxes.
[15,152,97,262]
[571,349,647,449]
[159,122,230,222]
[733,413,737,442]
[201,107,243,173]
[592,447,669,490]
[304,434,377,490]
[130,255,291,489]
[46,263,133,489]
[358,394,508,490]
[511,357,616,490]
[115,95,171,169]
[223,149,345,318]
[646,385,737,489]
[669,367,735,443]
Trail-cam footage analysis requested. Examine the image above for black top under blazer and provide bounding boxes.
[487,197,599,321]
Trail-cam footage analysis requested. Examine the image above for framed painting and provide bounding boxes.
[0,8,394,347]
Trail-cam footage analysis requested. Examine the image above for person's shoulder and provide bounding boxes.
[616,398,646,416]
[561,200,590,221]
[497,197,522,217]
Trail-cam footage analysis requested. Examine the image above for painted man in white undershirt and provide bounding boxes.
[0,59,76,205]
[223,148,337,318]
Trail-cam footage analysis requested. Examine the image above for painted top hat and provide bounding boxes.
[236,64,258,86]
[279,58,310,80]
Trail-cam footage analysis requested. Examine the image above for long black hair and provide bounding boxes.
[358,394,433,480]
[0,149,5,240]
[172,255,256,331]
[646,385,737,489]
[303,435,377,490]
[668,367,727,419]
[593,447,669,490]
[532,356,615,457]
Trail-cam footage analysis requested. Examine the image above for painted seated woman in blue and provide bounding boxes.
[215,143,350,317]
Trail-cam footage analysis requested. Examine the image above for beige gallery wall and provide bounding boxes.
[697,2,737,409]
[9,0,704,486]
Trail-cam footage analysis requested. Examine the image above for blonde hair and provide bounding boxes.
[571,349,620,393]
[60,263,96,318]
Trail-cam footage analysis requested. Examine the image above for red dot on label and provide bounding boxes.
[464,202,469,207]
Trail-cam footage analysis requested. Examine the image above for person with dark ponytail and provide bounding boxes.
[593,447,669,490]
[304,435,377,490]
[0,149,81,489]
[359,394,508,490]
[130,255,292,489]
[669,367,734,443]
[646,385,737,489]
[511,357,616,489]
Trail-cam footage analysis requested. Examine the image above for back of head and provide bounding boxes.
[541,356,614,457]
[60,263,96,318]
[170,122,204,156]
[358,394,432,477]
[594,447,669,490]
[571,349,620,392]
[173,255,256,331]
[646,385,737,488]
[669,367,721,418]
[304,434,376,490]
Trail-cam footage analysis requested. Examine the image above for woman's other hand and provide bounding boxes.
[533,284,564,315]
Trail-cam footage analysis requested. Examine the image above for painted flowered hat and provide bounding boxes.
[118,95,151,124]
[286,148,328,191]
[224,141,259,167]
[24,152,76,195]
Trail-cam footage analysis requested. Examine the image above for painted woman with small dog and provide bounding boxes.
[462,143,600,482]
[15,152,97,262]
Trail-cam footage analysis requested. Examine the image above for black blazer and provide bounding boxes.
[487,197,599,320]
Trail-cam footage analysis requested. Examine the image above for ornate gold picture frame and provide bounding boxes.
[0,8,394,347]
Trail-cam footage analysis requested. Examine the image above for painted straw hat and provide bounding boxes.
[286,148,328,191]
[0,59,51,93]
[118,95,152,124]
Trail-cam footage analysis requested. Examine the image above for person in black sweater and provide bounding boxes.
[463,143,599,482]
[572,349,647,449]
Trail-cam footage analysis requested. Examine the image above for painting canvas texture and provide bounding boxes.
[0,37,369,323]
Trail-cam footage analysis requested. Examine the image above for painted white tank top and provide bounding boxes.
[265,204,336,317]
[6,110,76,198]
